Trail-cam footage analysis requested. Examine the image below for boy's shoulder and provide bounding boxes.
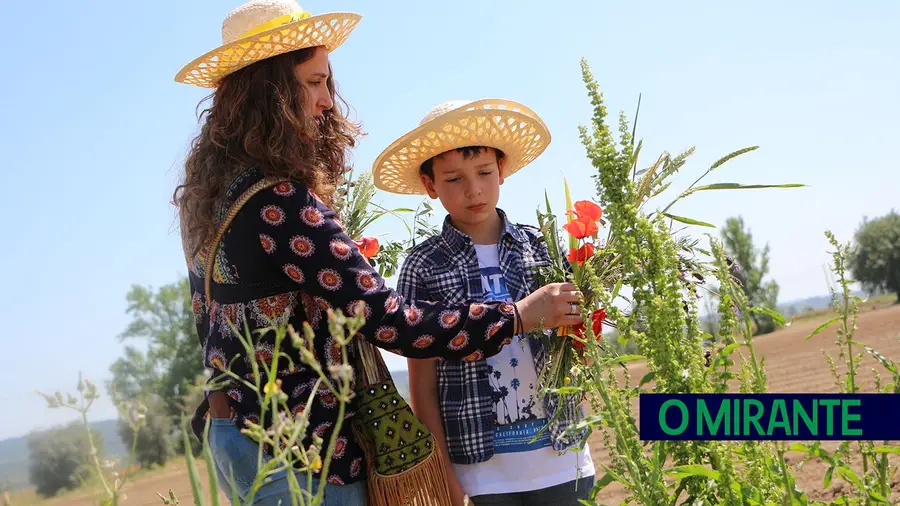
[510,222,549,255]
[399,233,445,273]
[400,219,548,269]
[512,222,543,241]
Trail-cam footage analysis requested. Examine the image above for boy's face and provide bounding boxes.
[421,148,506,229]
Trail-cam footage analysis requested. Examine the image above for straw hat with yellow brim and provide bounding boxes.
[372,99,552,196]
[174,0,361,88]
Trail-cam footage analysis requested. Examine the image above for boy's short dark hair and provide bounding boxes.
[419,146,506,181]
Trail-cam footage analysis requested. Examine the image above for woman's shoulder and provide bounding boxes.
[219,167,322,220]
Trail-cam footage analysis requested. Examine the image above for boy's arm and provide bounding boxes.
[397,254,470,505]
[407,359,470,505]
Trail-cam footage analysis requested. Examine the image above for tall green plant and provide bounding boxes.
[549,57,900,506]
[791,231,900,505]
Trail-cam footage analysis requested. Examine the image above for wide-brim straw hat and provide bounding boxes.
[372,99,552,195]
[174,0,361,88]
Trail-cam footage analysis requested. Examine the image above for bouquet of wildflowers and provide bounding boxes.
[533,178,619,398]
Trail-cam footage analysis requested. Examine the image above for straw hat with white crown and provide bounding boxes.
[372,99,552,195]
[174,0,361,88]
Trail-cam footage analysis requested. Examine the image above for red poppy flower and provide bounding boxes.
[572,200,603,223]
[572,308,606,349]
[353,237,380,259]
[562,216,599,239]
[567,243,595,265]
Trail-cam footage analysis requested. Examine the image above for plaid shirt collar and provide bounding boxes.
[437,208,527,253]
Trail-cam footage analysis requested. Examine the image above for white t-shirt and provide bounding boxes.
[451,243,595,497]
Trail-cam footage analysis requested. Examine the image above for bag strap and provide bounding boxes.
[204,177,290,303]
[354,333,392,387]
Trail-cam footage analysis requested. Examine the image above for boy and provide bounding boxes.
[372,99,596,505]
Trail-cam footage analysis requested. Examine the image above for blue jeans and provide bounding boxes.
[208,417,367,506]
[469,475,595,506]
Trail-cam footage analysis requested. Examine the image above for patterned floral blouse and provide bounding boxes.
[184,167,519,485]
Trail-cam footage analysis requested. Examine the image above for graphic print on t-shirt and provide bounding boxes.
[474,244,551,454]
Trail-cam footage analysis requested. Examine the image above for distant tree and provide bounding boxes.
[849,210,900,303]
[721,216,781,335]
[108,278,205,418]
[27,422,103,497]
[117,395,174,468]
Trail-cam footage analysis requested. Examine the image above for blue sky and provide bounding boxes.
[0,0,897,440]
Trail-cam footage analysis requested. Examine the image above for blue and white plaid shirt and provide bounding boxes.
[397,209,587,465]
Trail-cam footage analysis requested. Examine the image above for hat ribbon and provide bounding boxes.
[237,11,312,40]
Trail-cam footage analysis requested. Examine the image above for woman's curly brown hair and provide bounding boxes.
[173,47,362,257]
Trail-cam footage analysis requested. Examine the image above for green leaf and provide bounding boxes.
[689,183,806,194]
[788,442,809,453]
[720,343,741,357]
[639,371,656,387]
[553,386,584,395]
[662,213,715,228]
[861,345,899,375]
[867,490,888,503]
[823,466,834,489]
[750,306,786,326]
[836,465,864,489]
[611,278,624,300]
[569,413,606,431]
[593,472,616,491]
[647,443,666,493]
[795,443,834,465]
[805,317,840,340]
[710,146,760,170]
[183,425,207,506]
[563,177,577,252]
[202,425,220,506]
[844,374,856,393]
[610,355,645,365]
[596,462,627,487]
[870,446,900,455]
[666,464,720,480]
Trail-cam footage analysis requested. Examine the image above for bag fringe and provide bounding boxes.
[353,423,453,506]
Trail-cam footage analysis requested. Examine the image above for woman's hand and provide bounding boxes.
[514,282,583,333]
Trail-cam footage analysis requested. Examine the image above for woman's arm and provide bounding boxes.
[246,181,516,361]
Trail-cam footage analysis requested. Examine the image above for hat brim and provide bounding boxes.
[372,99,552,195]
[174,12,362,88]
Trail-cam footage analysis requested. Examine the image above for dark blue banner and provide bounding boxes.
[639,393,900,441]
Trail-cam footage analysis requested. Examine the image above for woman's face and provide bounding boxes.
[294,46,334,124]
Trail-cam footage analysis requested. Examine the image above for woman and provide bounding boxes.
[172,1,583,505]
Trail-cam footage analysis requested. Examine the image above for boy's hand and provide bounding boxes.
[515,282,583,332]
[444,468,471,505]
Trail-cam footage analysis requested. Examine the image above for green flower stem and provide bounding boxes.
[79,403,113,500]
